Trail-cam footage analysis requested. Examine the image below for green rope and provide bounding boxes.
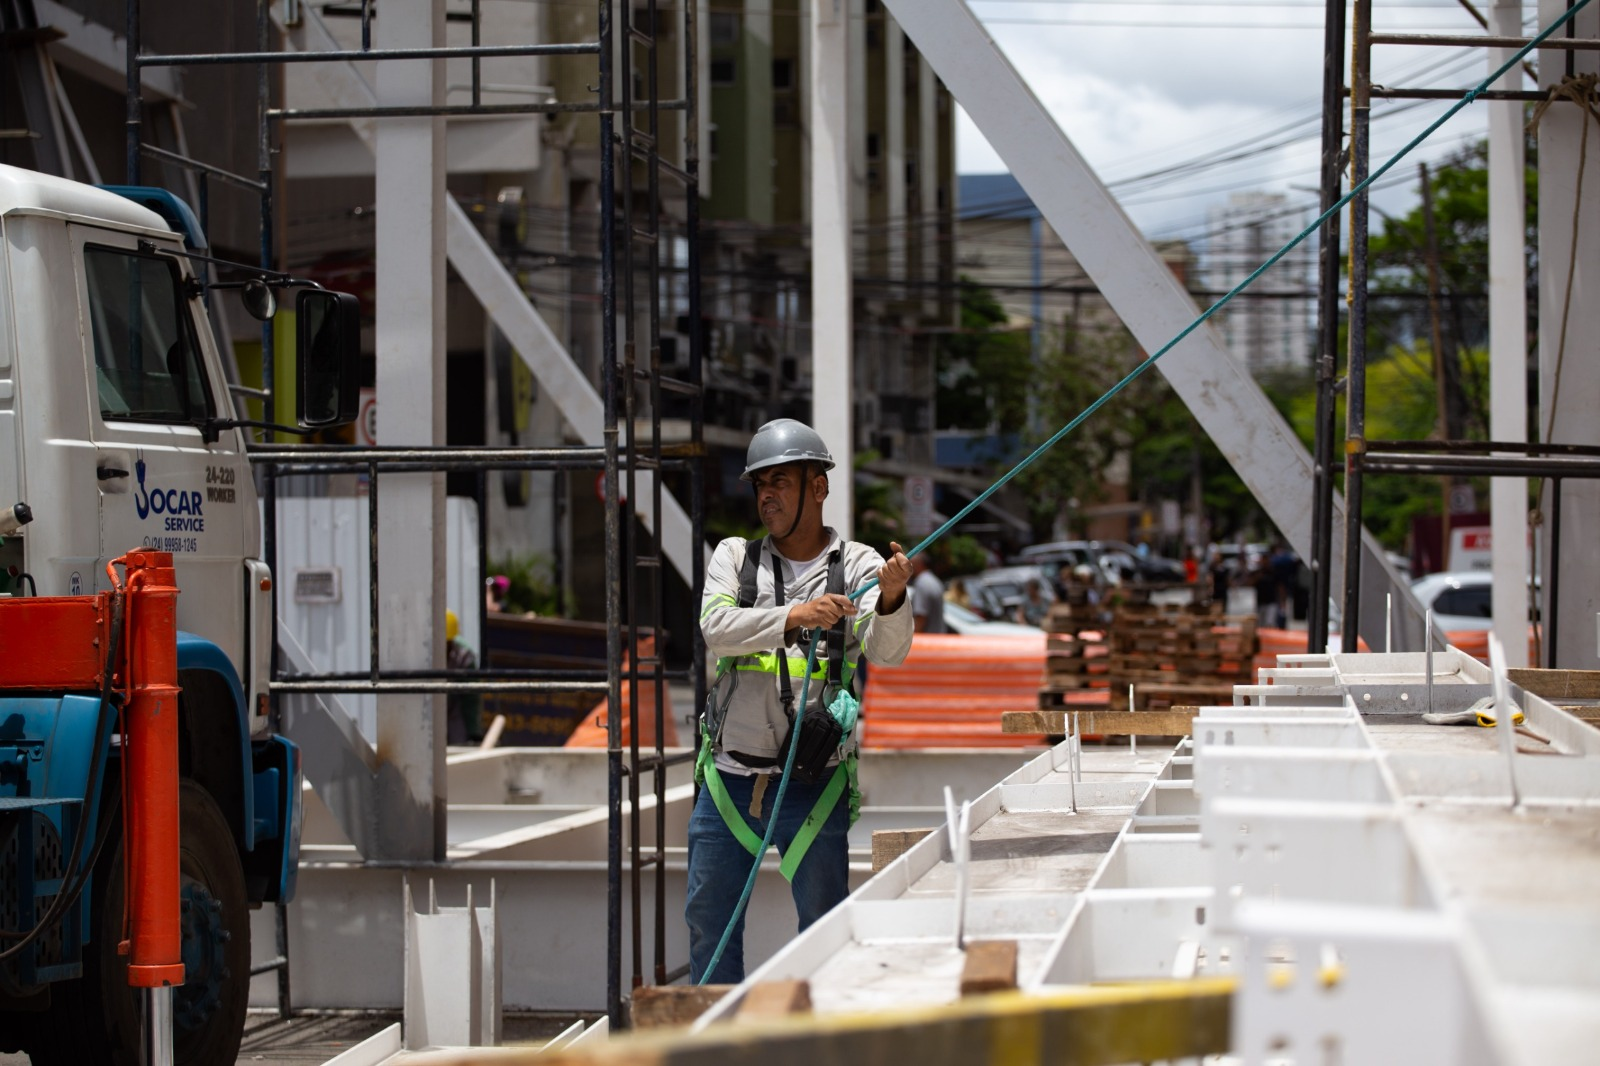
[697,0,1591,985]
[849,0,1591,604]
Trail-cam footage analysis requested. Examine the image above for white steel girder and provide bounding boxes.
[1487,0,1530,667]
[811,0,855,537]
[1536,0,1600,668]
[372,0,448,861]
[880,0,1427,651]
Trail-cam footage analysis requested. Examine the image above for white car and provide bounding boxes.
[942,600,1046,636]
[1410,571,1494,631]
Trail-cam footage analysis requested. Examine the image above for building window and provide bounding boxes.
[772,58,794,91]
[710,58,737,86]
[709,126,719,160]
[709,12,739,45]
[866,132,881,160]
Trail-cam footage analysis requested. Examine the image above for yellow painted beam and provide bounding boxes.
[422,978,1235,1066]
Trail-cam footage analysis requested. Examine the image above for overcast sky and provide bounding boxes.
[958,1,1540,247]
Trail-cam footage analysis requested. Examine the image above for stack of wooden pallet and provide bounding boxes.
[1037,599,1108,707]
[1104,604,1258,712]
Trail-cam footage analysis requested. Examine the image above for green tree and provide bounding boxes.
[935,278,1033,433]
[1020,318,1265,545]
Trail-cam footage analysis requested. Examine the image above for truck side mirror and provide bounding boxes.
[296,290,361,428]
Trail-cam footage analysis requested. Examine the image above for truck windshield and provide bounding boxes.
[85,245,213,424]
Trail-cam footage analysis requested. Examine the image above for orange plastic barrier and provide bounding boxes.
[565,637,679,748]
[1439,629,1535,664]
[861,633,1056,749]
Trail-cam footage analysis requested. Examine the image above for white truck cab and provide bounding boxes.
[0,163,355,733]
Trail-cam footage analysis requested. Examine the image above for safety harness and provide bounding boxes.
[696,537,861,881]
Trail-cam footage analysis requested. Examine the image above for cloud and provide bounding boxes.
[956,6,1499,238]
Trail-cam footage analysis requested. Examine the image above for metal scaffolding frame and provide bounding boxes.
[120,0,703,1029]
[1309,0,1598,655]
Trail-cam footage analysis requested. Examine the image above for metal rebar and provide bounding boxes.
[477,468,490,689]
[274,898,292,1017]
[257,0,282,713]
[1360,453,1600,477]
[1366,439,1600,456]
[1308,0,1347,651]
[138,41,601,66]
[249,443,699,463]
[281,667,629,683]
[1340,0,1372,654]
[368,461,380,684]
[1367,87,1559,101]
[1425,609,1435,714]
[271,679,608,695]
[267,100,687,121]
[139,143,268,191]
[125,0,140,183]
[1369,31,1600,50]
[599,0,623,1029]
[471,0,481,107]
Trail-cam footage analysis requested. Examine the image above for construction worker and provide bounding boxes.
[690,418,913,983]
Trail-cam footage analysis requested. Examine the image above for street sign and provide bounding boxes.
[904,475,933,538]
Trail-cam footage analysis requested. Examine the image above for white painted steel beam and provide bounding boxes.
[1536,0,1600,668]
[812,0,854,537]
[1488,0,1529,667]
[373,0,447,861]
[881,0,1425,650]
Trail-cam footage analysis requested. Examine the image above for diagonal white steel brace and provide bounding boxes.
[883,0,1423,650]
[276,6,703,585]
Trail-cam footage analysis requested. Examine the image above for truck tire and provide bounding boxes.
[26,779,251,1066]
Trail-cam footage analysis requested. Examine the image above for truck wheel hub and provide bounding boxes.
[175,881,229,1030]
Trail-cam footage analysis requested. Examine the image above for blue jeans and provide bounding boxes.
[685,770,849,984]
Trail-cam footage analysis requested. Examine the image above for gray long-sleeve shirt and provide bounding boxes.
[699,530,913,765]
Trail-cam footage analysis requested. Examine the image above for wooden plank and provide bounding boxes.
[433,978,1235,1066]
[631,985,735,1030]
[1002,709,1202,736]
[959,940,1019,997]
[872,828,935,873]
[1508,668,1600,701]
[736,980,813,1021]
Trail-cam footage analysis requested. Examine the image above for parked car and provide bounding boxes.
[1409,570,1541,632]
[942,600,1048,636]
[1015,540,1182,584]
[961,564,1057,623]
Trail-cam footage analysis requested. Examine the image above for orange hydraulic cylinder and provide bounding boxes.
[119,549,186,989]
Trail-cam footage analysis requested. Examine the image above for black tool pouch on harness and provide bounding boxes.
[772,547,849,784]
[780,705,844,785]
